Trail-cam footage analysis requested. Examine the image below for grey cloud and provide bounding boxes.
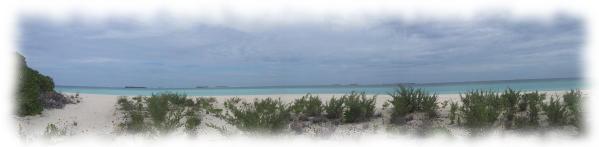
[18,14,584,87]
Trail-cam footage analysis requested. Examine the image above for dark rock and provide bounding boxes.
[39,91,77,109]
[307,116,325,123]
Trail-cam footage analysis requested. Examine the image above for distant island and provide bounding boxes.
[124,86,146,88]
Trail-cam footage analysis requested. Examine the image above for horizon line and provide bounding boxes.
[55,77,582,89]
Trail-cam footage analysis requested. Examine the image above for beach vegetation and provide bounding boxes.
[160,92,188,106]
[184,99,195,107]
[117,96,133,111]
[147,94,170,127]
[520,91,545,129]
[223,97,291,134]
[542,96,567,126]
[116,92,220,135]
[184,110,202,135]
[342,91,376,123]
[291,93,323,117]
[116,96,147,134]
[500,88,521,129]
[16,53,47,116]
[449,101,459,124]
[44,123,66,137]
[324,96,345,119]
[197,97,222,114]
[126,111,147,133]
[159,108,184,134]
[459,90,501,135]
[387,87,438,124]
[563,89,582,127]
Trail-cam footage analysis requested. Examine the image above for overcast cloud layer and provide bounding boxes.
[18,14,584,88]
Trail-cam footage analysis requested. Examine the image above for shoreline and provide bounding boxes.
[17,89,588,140]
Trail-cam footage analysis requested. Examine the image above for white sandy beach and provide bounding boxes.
[15,90,588,140]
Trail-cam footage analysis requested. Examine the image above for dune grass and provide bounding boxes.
[291,93,323,117]
[113,88,584,137]
[342,91,376,123]
[324,96,345,119]
[459,90,501,134]
[116,93,225,136]
[387,87,438,124]
[223,97,291,134]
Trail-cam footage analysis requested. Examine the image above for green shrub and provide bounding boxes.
[117,96,147,134]
[17,60,43,116]
[223,97,291,134]
[342,91,376,123]
[522,91,545,128]
[44,123,66,137]
[197,97,222,114]
[501,88,521,129]
[159,109,184,134]
[291,93,323,117]
[126,111,147,133]
[160,92,188,106]
[388,87,419,117]
[563,89,582,127]
[17,67,43,116]
[117,92,219,135]
[460,90,501,134]
[147,94,170,127]
[449,101,459,124]
[422,93,439,117]
[184,99,195,107]
[37,75,54,92]
[542,96,567,126]
[387,87,439,124]
[117,96,133,111]
[16,53,63,116]
[324,96,345,119]
[184,110,201,135]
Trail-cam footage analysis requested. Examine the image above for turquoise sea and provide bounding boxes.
[55,78,586,96]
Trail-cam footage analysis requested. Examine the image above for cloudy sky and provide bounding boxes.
[18,14,584,88]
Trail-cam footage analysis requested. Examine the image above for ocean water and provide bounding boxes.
[55,78,586,96]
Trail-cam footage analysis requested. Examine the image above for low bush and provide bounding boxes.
[387,87,438,124]
[449,101,459,124]
[459,90,501,134]
[522,91,545,128]
[542,96,567,126]
[16,54,43,116]
[291,93,323,117]
[147,94,170,127]
[160,92,188,106]
[501,88,521,129]
[44,123,66,137]
[126,110,147,133]
[563,89,582,127]
[197,97,222,114]
[422,93,439,117]
[184,110,201,135]
[324,96,345,119]
[117,96,147,134]
[117,96,133,111]
[223,97,291,134]
[342,91,376,123]
[159,109,184,134]
[117,92,204,135]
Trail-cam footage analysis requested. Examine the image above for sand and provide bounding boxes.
[15,90,588,140]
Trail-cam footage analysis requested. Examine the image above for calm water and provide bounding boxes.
[55,78,586,96]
